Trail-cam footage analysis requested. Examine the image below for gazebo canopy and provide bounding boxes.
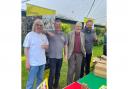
[22,0,106,25]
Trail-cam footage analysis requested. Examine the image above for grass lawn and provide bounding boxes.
[22,45,103,89]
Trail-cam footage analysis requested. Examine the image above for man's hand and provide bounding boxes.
[64,54,67,62]
[26,60,30,71]
[47,31,55,36]
[64,44,68,62]
[41,44,48,49]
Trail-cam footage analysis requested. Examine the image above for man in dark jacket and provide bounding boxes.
[80,20,98,77]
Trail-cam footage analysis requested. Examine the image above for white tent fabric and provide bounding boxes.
[22,0,106,25]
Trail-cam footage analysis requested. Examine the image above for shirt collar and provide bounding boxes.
[75,31,80,35]
[85,27,93,33]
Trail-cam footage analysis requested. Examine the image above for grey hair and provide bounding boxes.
[32,19,44,31]
[76,22,82,27]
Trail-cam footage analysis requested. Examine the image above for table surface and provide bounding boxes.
[77,72,107,89]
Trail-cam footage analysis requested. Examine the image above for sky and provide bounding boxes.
[22,0,106,25]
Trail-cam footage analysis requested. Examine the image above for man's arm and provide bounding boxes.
[64,34,68,60]
[43,30,55,36]
[41,44,49,49]
[41,35,49,49]
[24,47,30,71]
[64,44,68,60]
[47,31,55,36]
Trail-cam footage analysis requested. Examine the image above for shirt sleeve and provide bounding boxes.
[64,34,68,45]
[81,28,85,33]
[44,35,49,45]
[23,33,31,48]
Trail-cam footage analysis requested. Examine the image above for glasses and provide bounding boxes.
[36,24,43,27]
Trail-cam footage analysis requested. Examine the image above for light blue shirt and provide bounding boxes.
[23,31,49,66]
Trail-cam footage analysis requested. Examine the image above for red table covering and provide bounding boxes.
[64,82,82,89]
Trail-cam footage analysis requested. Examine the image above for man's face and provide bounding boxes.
[35,22,43,33]
[75,25,82,31]
[86,21,93,29]
[54,21,61,30]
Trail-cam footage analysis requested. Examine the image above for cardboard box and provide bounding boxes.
[101,55,107,60]
[93,59,107,78]
[95,63,106,71]
[94,69,106,78]
[93,55,107,78]
[93,57,100,63]
[93,58,107,64]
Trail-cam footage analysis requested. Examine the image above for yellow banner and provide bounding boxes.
[26,3,56,16]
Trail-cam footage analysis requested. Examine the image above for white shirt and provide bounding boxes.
[23,31,49,66]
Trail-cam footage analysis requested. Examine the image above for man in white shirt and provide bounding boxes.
[23,19,49,89]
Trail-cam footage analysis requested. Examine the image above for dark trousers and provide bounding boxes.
[103,45,107,56]
[80,53,92,78]
[48,58,62,89]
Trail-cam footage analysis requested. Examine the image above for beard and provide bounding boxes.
[87,27,92,29]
